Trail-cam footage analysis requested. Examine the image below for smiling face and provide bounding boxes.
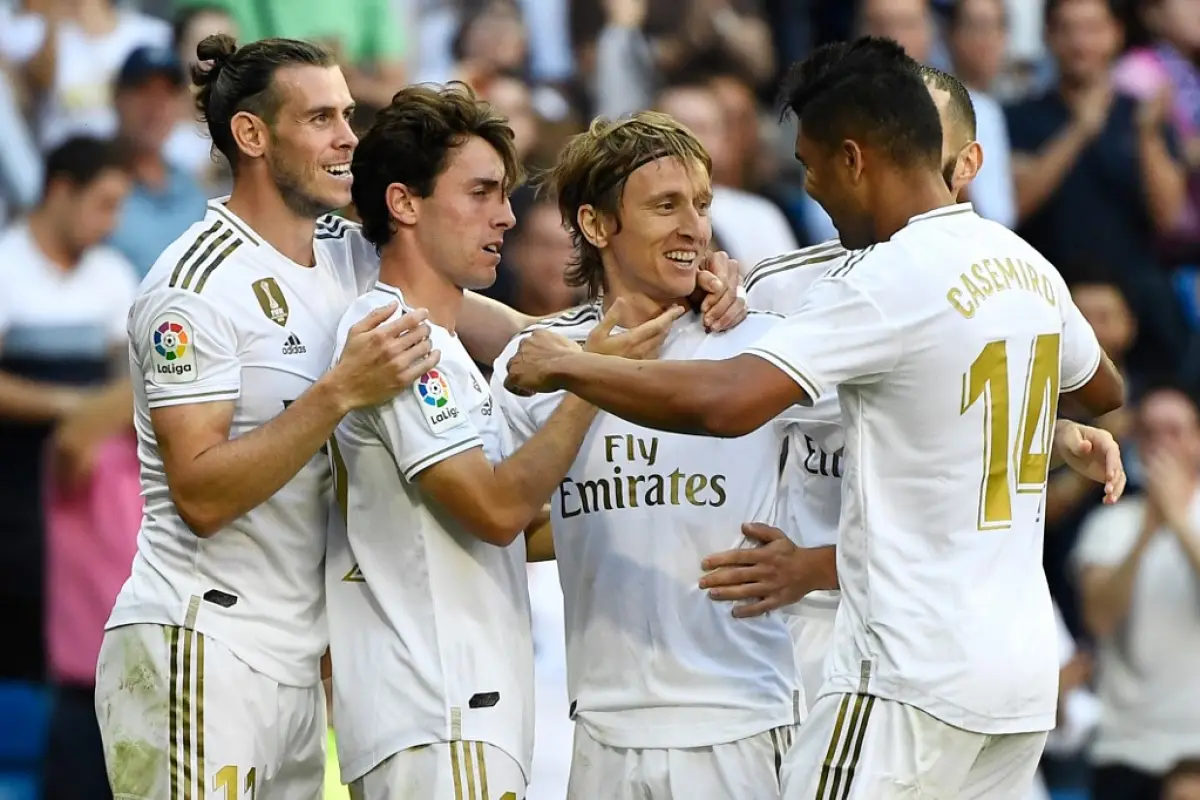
[413,135,516,290]
[592,155,712,303]
[260,64,358,218]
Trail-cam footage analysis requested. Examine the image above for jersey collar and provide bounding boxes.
[907,203,975,225]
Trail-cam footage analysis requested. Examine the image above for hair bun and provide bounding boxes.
[196,33,237,70]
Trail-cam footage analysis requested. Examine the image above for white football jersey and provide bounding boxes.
[108,204,376,687]
[492,304,801,750]
[742,204,1103,734]
[326,284,534,785]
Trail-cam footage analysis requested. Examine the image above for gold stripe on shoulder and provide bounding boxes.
[525,302,601,332]
[193,239,244,294]
[179,229,235,292]
[207,203,259,246]
[169,221,222,289]
[825,246,875,280]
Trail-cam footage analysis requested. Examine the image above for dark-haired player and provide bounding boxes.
[93,35,438,799]
[503,37,1124,797]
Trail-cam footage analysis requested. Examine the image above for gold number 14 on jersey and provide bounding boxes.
[961,333,1061,530]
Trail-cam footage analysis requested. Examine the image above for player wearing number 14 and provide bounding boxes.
[501,38,1124,798]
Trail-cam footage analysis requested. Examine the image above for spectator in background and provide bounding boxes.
[1073,381,1200,800]
[504,193,582,316]
[1112,0,1200,269]
[452,0,530,88]
[853,0,1017,229]
[163,3,237,189]
[23,0,170,149]
[0,136,136,694]
[480,72,540,165]
[1006,0,1189,377]
[583,0,775,119]
[1045,266,1137,636]
[0,68,41,219]
[654,81,797,268]
[107,46,206,279]
[948,0,1010,93]
[174,0,408,111]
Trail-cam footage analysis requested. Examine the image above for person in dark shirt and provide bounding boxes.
[1005,0,1189,376]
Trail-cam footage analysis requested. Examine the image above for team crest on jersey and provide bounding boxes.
[149,314,197,384]
[414,369,464,433]
[251,277,289,326]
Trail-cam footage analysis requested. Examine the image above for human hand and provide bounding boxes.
[329,303,439,410]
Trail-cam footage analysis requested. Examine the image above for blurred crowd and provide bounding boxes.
[1,0,1199,799]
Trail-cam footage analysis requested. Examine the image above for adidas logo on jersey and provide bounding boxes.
[282,333,307,355]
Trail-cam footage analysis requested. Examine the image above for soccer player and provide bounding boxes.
[94,36,439,799]
[490,111,802,800]
[323,84,678,800]
[503,38,1124,798]
[702,63,1126,705]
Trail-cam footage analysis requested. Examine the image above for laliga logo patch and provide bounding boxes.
[150,314,197,383]
[415,369,464,433]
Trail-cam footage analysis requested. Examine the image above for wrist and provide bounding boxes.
[312,370,354,419]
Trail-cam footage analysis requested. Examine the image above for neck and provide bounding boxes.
[377,238,464,332]
[869,169,957,244]
[1058,72,1108,101]
[600,273,691,328]
[128,145,167,188]
[225,175,317,267]
[26,208,80,270]
[77,0,117,35]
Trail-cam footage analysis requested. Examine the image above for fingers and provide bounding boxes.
[396,347,441,387]
[593,298,626,339]
[696,269,723,315]
[741,521,785,544]
[504,372,535,398]
[1105,467,1127,505]
[709,582,774,604]
[700,548,762,572]
[348,300,399,335]
[378,307,429,339]
[731,598,787,619]
[700,565,764,590]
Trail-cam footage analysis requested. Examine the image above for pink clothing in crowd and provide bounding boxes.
[44,434,142,686]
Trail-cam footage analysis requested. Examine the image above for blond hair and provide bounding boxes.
[542,111,711,298]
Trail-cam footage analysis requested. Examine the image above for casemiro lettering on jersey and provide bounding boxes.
[559,434,727,516]
[946,257,1057,320]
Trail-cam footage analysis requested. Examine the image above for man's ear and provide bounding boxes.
[230,111,270,160]
[386,182,419,226]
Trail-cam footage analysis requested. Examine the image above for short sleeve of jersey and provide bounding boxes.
[375,363,485,481]
[1070,501,1145,573]
[741,274,902,403]
[1059,286,1104,393]
[489,335,540,459]
[132,288,241,409]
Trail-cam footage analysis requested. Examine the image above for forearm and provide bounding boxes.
[494,397,598,526]
[1139,130,1187,234]
[0,371,86,422]
[459,291,535,366]
[524,509,555,562]
[798,545,839,592]
[80,377,134,435]
[714,14,774,84]
[1169,522,1200,579]
[1013,126,1090,222]
[1085,532,1152,638]
[172,379,347,536]
[1044,470,1095,525]
[553,353,725,435]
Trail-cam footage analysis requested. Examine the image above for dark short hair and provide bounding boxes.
[41,136,130,196]
[779,36,943,172]
[1136,377,1200,414]
[1044,0,1120,28]
[191,34,336,171]
[919,65,977,140]
[351,82,522,250]
[1064,260,1121,290]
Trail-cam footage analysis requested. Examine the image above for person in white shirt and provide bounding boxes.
[502,37,1125,798]
[325,83,678,800]
[491,110,802,800]
[1074,382,1200,800]
[94,36,439,799]
[701,64,1124,708]
[93,34,749,800]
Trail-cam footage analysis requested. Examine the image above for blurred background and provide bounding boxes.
[1,0,1199,798]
